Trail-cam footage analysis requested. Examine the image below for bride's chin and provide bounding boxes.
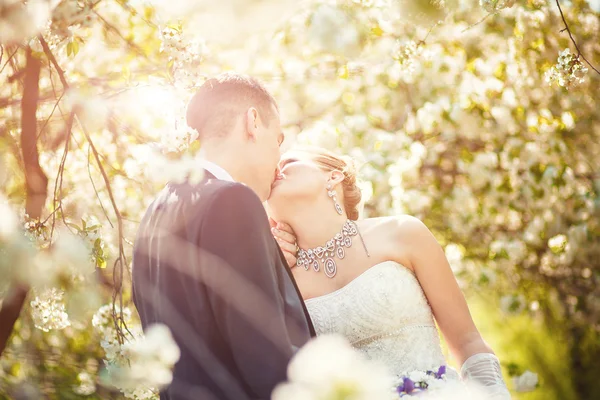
[267,187,280,201]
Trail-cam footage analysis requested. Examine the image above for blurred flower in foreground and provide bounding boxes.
[512,370,539,392]
[0,201,36,297]
[21,226,96,291]
[545,48,588,89]
[272,334,392,400]
[100,323,180,399]
[0,198,19,240]
[0,0,50,44]
[120,324,181,387]
[130,145,205,184]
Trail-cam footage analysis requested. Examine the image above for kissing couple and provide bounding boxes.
[131,73,511,400]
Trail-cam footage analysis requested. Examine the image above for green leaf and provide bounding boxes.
[66,42,73,57]
[72,40,80,56]
[66,223,81,232]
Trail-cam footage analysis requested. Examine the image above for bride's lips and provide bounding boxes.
[271,177,283,188]
[271,172,284,189]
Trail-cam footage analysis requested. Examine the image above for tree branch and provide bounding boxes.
[0,46,18,75]
[461,11,496,33]
[93,10,148,58]
[37,91,65,140]
[0,91,59,110]
[87,143,114,228]
[555,0,600,75]
[38,36,69,88]
[49,111,75,240]
[20,50,47,220]
[417,21,441,47]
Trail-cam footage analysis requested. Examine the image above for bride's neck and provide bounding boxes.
[284,204,349,249]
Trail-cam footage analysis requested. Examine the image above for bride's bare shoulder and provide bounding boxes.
[356,216,395,231]
[357,216,427,269]
[358,215,427,236]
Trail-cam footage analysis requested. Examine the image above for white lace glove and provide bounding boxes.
[460,353,512,399]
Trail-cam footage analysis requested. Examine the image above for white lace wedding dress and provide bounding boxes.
[305,261,460,381]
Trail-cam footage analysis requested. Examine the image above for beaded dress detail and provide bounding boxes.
[305,261,459,380]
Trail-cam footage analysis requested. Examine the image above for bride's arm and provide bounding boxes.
[394,216,488,362]
[394,215,510,397]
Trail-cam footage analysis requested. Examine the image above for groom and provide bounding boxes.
[132,73,315,400]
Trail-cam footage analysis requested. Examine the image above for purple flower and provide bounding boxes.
[436,365,446,378]
[403,377,415,393]
[396,366,446,396]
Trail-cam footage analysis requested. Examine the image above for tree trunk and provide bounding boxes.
[0,48,45,356]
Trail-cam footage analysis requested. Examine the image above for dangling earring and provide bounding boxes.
[327,183,343,215]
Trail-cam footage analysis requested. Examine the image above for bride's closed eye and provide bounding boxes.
[278,158,298,172]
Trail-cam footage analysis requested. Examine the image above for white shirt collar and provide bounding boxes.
[200,160,235,182]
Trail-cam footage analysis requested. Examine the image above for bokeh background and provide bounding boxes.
[0,0,599,399]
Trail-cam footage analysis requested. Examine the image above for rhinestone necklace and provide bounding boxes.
[296,220,370,278]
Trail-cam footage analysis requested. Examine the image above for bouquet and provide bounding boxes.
[395,366,448,397]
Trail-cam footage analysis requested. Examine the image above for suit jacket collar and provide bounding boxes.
[200,160,235,182]
[274,244,317,337]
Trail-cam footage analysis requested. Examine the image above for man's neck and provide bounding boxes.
[200,148,243,183]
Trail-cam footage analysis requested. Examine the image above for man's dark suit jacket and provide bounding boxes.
[132,171,315,400]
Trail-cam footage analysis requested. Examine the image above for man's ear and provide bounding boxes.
[329,170,345,185]
[246,107,260,141]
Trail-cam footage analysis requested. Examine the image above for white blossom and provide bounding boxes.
[73,372,96,396]
[0,0,50,44]
[545,49,588,89]
[101,324,180,398]
[548,234,567,253]
[273,335,393,400]
[512,370,539,392]
[30,288,71,332]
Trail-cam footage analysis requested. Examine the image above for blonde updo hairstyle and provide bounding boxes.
[286,147,362,220]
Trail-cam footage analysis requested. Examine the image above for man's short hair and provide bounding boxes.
[186,72,278,139]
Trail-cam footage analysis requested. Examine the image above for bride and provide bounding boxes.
[266,146,511,398]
